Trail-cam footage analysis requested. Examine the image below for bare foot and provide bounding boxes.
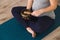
[26,27,36,38]
[32,32,36,38]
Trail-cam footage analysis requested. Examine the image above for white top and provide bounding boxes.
[32,0,55,19]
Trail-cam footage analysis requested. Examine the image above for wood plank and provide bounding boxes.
[0,0,27,24]
[42,26,60,40]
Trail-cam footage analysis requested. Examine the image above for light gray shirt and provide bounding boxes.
[32,0,55,19]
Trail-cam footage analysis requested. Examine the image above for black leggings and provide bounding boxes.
[11,6,55,33]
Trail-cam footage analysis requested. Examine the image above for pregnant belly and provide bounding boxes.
[32,2,50,11]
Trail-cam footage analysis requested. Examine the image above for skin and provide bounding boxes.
[26,0,58,38]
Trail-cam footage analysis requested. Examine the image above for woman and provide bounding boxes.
[11,0,57,38]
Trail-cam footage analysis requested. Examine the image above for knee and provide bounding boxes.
[11,7,17,14]
[11,6,26,14]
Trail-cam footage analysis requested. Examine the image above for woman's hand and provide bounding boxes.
[31,10,43,17]
[31,0,57,17]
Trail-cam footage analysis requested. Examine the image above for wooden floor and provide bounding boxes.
[0,0,27,24]
[0,0,60,40]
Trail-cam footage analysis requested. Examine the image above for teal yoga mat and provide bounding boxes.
[0,6,60,40]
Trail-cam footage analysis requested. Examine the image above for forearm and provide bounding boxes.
[40,4,57,13]
[26,0,33,9]
[39,0,57,13]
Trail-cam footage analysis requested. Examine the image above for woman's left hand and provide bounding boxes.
[31,10,43,17]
